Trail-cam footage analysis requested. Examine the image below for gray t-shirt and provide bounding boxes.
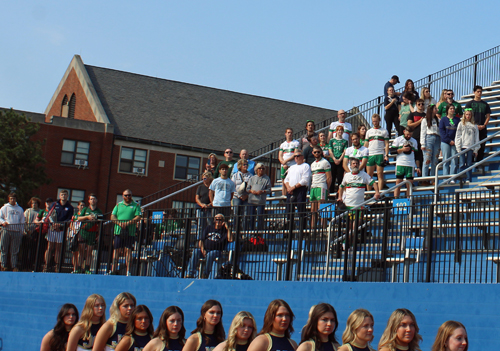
[246,175,272,205]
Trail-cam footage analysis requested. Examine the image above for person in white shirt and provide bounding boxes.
[328,109,352,142]
[279,128,300,196]
[365,114,390,191]
[284,151,312,218]
[455,109,480,183]
[0,192,25,271]
[391,127,420,198]
[344,133,369,173]
[310,146,332,229]
[420,104,441,184]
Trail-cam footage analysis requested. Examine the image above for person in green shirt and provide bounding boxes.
[75,193,103,274]
[214,148,237,178]
[110,189,142,276]
[328,125,348,192]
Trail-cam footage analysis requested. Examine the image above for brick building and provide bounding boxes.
[6,55,337,213]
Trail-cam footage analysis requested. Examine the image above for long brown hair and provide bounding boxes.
[425,105,439,129]
[50,304,79,351]
[124,305,154,336]
[154,306,186,347]
[191,300,225,343]
[259,299,295,339]
[431,321,468,351]
[300,303,339,347]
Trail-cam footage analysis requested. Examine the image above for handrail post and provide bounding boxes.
[473,54,478,87]
[284,205,295,281]
[57,222,68,273]
[94,220,104,274]
[134,218,145,276]
[294,214,305,281]
[350,209,360,282]
[426,203,434,282]
[231,205,242,280]
[180,208,193,278]
[33,224,44,272]
[454,192,462,265]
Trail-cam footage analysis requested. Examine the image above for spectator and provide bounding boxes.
[279,128,300,196]
[384,86,400,136]
[21,196,42,271]
[398,92,415,136]
[0,192,25,272]
[247,163,272,231]
[36,198,57,272]
[231,159,253,229]
[436,89,448,110]
[401,79,419,103]
[407,98,426,173]
[299,120,319,150]
[391,127,420,198]
[70,201,85,274]
[358,124,368,145]
[437,89,463,118]
[110,189,141,276]
[75,193,103,274]
[310,146,332,229]
[209,163,236,217]
[439,104,461,181]
[205,153,218,175]
[328,125,348,192]
[185,213,233,279]
[365,114,390,191]
[420,105,441,184]
[318,131,330,160]
[420,87,437,110]
[231,149,256,176]
[384,75,401,99]
[328,110,352,142]
[344,132,369,173]
[465,85,491,169]
[44,189,74,273]
[456,109,480,183]
[284,151,312,218]
[214,148,237,178]
[196,171,214,238]
[338,158,380,247]
[303,135,320,165]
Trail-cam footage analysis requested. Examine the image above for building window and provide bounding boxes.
[119,147,148,174]
[68,93,76,119]
[61,139,90,166]
[116,194,142,206]
[57,188,85,208]
[174,155,200,180]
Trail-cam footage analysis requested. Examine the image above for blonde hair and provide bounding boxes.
[420,87,433,100]
[109,292,136,323]
[76,294,106,340]
[341,309,374,345]
[437,89,447,107]
[223,311,257,351]
[461,110,476,125]
[237,159,248,171]
[431,321,467,351]
[378,309,422,351]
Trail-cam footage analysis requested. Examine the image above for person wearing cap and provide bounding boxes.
[247,163,272,231]
[384,75,401,99]
[0,192,25,271]
[185,213,233,279]
[231,149,256,176]
[209,163,236,217]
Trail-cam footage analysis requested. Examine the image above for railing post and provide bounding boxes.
[57,222,68,273]
[381,198,390,263]
[377,96,381,116]
[33,225,44,272]
[426,203,434,283]
[134,218,146,276]
[284,205,295,281]
[349,210,360,281]
[294,215,305,281]
[93,220,104,274]
[231,205,242,280]
[180,208,193,278]
[454,192,462,264]
[473,55,478,88]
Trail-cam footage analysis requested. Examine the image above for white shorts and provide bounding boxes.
[47,230,64,243]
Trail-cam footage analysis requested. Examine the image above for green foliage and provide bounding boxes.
[0,109,50,206]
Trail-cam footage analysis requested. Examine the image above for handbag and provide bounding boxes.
[237,172,248,197]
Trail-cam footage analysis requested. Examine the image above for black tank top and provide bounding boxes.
[128,332,152,351]
[198,332,218,351]
[318,341,337,351]
[235,343,250,351]
[78,322,102,349]
[347,343,371,351]
[267,333,295,351]
[166,337,184,351]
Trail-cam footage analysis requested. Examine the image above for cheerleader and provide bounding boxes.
[297,303,340,351]
[93,292,136,351]
[430,321,467,351]
[115,305,153,351]
[143,306,185,351]
[66,294,106,351]
[378,309,422,351]
[183,300,225,351]
[213,311,257,351]
[40,303,79,351]
[337,309,374,351]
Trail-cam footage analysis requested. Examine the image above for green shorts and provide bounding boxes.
[281,166,288,180]
[346,206,365,220]
[367,154,384,167]
[396,165,414,179]
[79,231,97,246]
[310,187,328,202]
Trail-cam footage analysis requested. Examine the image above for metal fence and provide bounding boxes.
[4,191,500,283]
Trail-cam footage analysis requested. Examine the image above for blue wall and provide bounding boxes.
[0,273,497,351]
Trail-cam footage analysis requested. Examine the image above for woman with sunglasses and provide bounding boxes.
[420,87,436,111]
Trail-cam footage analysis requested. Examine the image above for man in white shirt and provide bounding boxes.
[365,114,390,191]
[0,192,25,271]
[328,109,352,142]
[344,132,369,173]
[310,146,332,229]
[284,151,311,217]
[279,128,300,196]
[391,127,420,198]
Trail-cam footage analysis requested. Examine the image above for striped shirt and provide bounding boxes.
[366,127,389,155]
[340,171,375,207]
[311,158,331,189]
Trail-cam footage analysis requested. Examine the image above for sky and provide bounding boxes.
[1,1,499,115]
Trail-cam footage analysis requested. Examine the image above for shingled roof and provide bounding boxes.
[83,64,336,153]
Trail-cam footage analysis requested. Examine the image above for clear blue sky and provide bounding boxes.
[1,1,499,114]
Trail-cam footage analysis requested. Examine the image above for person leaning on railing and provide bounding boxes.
[0,192,25,272]
[196,172,214,238]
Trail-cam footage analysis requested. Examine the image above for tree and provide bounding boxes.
[0,109,50,206]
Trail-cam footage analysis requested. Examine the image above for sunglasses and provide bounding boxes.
[417,103,424,106]
[294,155,303,158]
[202,178,208,180]
[242,163,248,166]
[123,194,132,197]
[312,151,322,154]
[215,218,224,221]
[464,108,473,111]
[225,151,233,154]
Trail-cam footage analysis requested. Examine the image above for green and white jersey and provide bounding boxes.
[345,145,369,161]
[329,121,352,141]
[280,139,300,167]
[366,127,389,155]
[328,138,348,159]
[392,136,418,168]
[340,171,375,207]
[311,158,331,189]
[112,201,141,235]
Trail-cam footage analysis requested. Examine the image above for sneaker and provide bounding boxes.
[450,180,456,184]
[465,180,470,184]
[126,271,131,277]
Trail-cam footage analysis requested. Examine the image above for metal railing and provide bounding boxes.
[7,191,500,283]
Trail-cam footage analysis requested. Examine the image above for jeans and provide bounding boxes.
[423,134,441,177]
[0,228,23,268]
[460,149,474,181]
[196,208,212,240]
[248,204,266,231]
[186,248,221,278]
[232,197,250,230]
[441,142,458,176]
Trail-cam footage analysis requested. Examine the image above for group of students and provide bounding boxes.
[41,295,468,351]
